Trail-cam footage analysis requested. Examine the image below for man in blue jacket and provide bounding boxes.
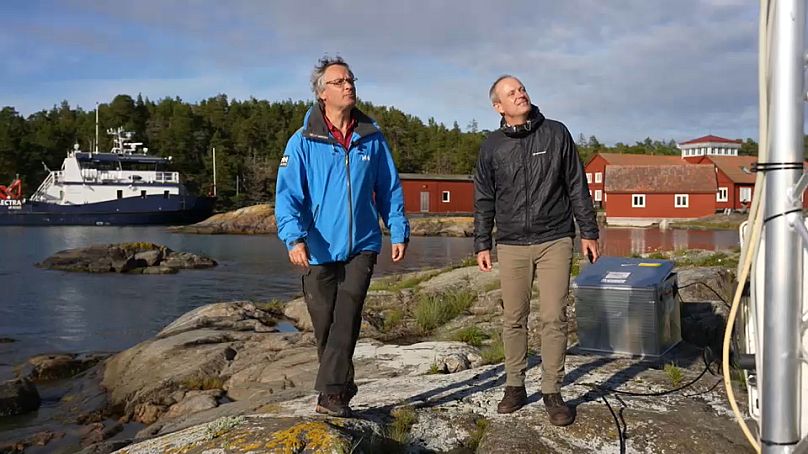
[275,56,410,417]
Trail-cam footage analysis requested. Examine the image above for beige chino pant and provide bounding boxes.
[497,237,573,393]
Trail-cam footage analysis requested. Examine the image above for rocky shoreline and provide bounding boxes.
[0,250,754,453]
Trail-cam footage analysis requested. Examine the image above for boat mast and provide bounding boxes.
[212,147,217,197]
[761,0,805,452]
[95,103,99,154]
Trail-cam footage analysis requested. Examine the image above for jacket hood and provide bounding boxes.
[499,105,545,139]
[302,106,380,143]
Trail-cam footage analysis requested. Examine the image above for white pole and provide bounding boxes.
[94,103,99,153]
[761,0,804,452]
[212,147,217,197]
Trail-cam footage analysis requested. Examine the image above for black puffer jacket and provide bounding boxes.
[473,106,598,253]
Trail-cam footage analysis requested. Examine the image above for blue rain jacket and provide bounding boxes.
[275,107,410,264]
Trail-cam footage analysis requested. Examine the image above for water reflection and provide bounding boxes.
[598,227,739,256]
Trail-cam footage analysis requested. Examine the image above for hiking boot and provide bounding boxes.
[543,392,574,426]
[342,383,358,404]
[315,393,351,417]
[497,386,527,414]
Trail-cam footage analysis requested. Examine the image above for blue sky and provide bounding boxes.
[1,0,760,144]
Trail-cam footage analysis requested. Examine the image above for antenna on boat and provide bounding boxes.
[94,102,99,154]
[212,147,217,197]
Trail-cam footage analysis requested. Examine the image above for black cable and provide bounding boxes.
[682,378,722,398]
[582,361,711,397]
[763,208,803,224]
[600,392,627,454]
[676,281,730,307]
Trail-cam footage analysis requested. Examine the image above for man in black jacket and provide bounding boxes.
[474,75,600,426]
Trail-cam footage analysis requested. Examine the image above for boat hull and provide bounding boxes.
[0,195,215,226]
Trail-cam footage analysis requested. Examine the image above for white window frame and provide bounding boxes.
[441,191,451,203]
[675,194,689,208]
[595,172,603,183]
[586,173,592,184]
[632,194,646,208]
[740,187,752,202]
[594,189,602,202]
[717,187,728,202]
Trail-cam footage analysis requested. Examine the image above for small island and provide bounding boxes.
[36,242,217,275]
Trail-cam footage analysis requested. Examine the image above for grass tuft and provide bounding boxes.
[480,333,505,365]
[414,289,476,332]
[388,406,418,444]
[180,375,225,391]
[664,363,683,387]
[451,326,490,348]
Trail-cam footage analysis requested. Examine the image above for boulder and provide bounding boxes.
[18,353,107,382]
[283,298,313,331]
[0,377,40,416]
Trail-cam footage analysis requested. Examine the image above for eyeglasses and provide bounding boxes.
[324,77,358,87]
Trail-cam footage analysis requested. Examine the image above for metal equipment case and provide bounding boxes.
[572,256,680,357]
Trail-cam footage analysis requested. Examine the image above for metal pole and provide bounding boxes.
[212,147,217,197]
[762,0,805,451]
[95,103,99,153]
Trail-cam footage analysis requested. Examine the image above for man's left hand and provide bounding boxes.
[392,243,407,263]
[582,238,600,263]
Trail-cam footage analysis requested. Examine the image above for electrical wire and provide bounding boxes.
[718,1,770,451]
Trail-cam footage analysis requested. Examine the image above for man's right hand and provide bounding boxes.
[288,242,309,269]
[477,250,493,272]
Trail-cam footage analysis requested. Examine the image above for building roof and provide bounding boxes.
[702,156,757,184]
[679,135,742,146]
[592,153,685,166]
[399,173,473,182]
[605,164,717,193]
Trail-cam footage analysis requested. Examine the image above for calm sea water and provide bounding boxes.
[0,225,739,380]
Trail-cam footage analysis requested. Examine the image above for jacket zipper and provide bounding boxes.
[523,143,531,235]
[345,148,353,257]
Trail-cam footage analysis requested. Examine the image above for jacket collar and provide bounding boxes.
[499,105,545,138]
[302,106,379,145]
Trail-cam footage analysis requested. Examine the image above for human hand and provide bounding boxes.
[581,239,600,263]
[477,250,493,272]
[392,243,407,263]
[288,242,309,269]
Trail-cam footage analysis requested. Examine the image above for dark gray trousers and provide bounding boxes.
[302,252,376,394]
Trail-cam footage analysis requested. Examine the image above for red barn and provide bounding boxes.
[604,165,717,226]
[399,173,474,214]
[584,153,685,209]
[685,156,757,211]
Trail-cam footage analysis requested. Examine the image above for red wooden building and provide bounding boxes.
[584,153,685,209]
[399,174,474,214]
[684,155,757,211]
[604,165,717,226]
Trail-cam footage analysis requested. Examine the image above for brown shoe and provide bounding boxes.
[543,393,574,426]
[315,393,352,417]
[341,383,358,405]
[497,386,527,414]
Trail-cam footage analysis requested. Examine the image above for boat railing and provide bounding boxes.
[155,172,178,183]
[30,171,61,201]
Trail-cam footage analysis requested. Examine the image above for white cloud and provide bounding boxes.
[2,0,770,144]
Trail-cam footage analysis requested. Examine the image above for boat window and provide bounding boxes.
[117,190,123,199]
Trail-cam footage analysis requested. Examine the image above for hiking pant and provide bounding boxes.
[497,237,573,393]
[302,252,376,394]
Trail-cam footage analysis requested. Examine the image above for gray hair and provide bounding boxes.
[489,74,519,104]
[311,56,354,101]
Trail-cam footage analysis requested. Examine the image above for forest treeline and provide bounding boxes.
[0,94,761,209]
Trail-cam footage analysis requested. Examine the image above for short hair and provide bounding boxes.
[311,56,354,101]
[489,74,519,104]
